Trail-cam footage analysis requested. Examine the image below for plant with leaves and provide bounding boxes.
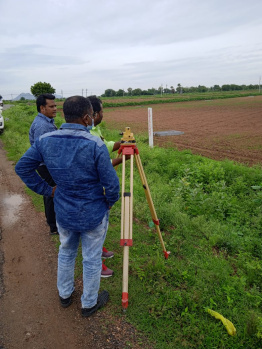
[30,82,56,97]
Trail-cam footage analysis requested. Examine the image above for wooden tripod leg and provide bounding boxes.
[134,153,170,259]
[121,154,134,309]
[114,152,122,172]
[122,196,130,309]
[129,154,134,243]
[120,155,126,242]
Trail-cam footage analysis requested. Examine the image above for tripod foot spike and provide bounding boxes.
[122,292,129,309]
[164,251,170,259]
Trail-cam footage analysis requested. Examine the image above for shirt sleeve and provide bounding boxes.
[91,126,115,154]
[103,139,115,154]
[95,144,120,207]
[15,142,53,197]
[33,126,46,142]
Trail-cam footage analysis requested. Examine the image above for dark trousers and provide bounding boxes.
[37,165,57,233]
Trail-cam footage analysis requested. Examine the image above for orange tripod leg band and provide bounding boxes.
[122,292,128,308]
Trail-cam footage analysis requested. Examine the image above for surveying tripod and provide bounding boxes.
[117,127,170,310]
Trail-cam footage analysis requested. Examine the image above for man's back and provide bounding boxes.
[16,123,120,232]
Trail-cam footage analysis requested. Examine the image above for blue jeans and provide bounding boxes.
[57,211,109,308]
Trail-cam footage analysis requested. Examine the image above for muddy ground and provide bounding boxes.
[104,95,262,166]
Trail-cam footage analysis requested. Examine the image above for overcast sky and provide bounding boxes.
[0,0,261,99]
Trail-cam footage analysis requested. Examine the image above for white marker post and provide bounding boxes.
[148,107,153,148]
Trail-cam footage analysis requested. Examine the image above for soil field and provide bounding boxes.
[103,96,262,166]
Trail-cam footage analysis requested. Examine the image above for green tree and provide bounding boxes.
[213,85,221,91]
[221,84,231,91]
[127,87,132,96]
[163,87,171,94]
[177,83,183,94]
[197,85,208,92]
[157,86,163,94]
[116,89,125,96]
[30,82,56,97]
[132,88,142,96]
[147,87,157,95]
[104,89,116,97]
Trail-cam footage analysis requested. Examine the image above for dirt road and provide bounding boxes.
[0,142,144,349]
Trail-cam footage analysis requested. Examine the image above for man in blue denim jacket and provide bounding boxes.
[15,95,120,317]
[29,93,58,235]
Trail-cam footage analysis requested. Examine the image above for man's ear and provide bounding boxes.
[83,114,90,126]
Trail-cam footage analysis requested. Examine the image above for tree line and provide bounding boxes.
[15,81,261,100]
[101,83,261,97]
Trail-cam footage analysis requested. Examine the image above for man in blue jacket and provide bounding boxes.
[29,93,58,235]
[15,95,120,317]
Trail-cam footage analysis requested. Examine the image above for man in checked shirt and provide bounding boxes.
[29,93,58,235]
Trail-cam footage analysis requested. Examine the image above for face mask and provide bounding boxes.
[85,114,95,131]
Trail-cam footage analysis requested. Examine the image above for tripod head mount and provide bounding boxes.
[120,127,136,144]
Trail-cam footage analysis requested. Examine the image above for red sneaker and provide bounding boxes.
[102,247,114,259]
[101,261,114,278]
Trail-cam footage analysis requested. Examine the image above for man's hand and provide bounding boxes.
[113,141,121,152]
[112,154,131,167]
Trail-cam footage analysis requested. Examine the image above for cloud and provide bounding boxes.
[0,0,262,98]
[0,45,86,69]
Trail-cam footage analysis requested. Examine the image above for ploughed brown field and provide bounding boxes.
[103,95,262,166]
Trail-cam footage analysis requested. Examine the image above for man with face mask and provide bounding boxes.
[15,95,120,316]
[88,95,122,166]
[87,95,127,278]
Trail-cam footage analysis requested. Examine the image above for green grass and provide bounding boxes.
[101,90,261,108]
[1,104,262,348]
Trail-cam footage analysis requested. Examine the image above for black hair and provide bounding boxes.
[87,95,102,115]
[36,94,55,112]
[63,95,92,122]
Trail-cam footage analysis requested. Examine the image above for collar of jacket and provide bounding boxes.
[59,123,88,132]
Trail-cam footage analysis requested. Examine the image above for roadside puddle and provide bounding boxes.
[1,194,24,227]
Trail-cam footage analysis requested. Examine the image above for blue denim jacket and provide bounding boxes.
[15,123,120,232]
